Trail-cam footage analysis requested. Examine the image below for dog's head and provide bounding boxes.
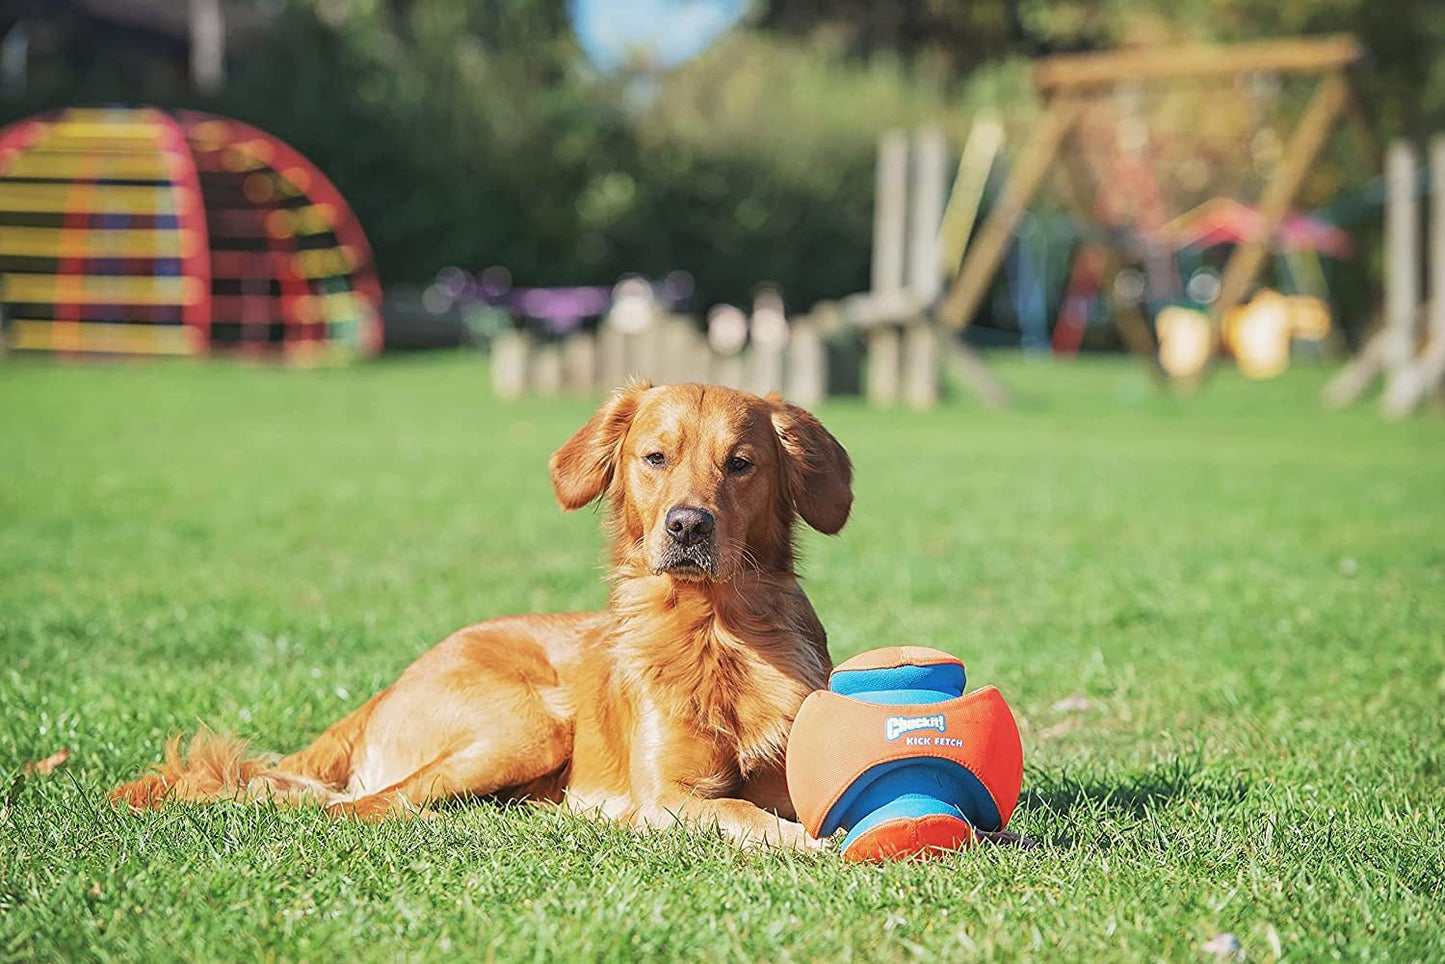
[549,381,852,581]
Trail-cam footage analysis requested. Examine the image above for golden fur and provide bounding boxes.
[112,382,852,848]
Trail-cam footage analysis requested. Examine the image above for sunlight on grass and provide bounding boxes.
[2,354,1442,960]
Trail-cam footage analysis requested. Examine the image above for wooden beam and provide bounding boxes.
[938,96,1082,330]
[1380,140,1422,372]
[872,130,909,297]
[1382,136,1445,418]
[1322,323,1386,408]
[1211,71,1348,325]
[1034,34,1363,91]
[941,340,1010,409]
[908,126,949,301]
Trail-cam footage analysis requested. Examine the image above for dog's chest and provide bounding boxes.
[691,627,824,778]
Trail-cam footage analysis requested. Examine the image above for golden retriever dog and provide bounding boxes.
[112,381,851,848]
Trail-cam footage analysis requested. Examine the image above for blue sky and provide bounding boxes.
[570,0,748,70]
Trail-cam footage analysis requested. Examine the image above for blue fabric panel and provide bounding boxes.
[830,663,965,703]
[819,757,1002,836]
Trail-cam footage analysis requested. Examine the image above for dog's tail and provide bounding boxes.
[110,728,292,809]
[110,691,385,811]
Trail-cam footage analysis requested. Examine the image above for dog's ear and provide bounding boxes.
[769,397,853,534]
[550,380,651,510]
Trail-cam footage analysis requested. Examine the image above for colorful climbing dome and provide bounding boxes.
[0,107,382,360]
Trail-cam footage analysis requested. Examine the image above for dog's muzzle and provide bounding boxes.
[657,506,718,577]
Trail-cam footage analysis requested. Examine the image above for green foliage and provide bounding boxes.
[3,0,1442,315]
[1,355,1443,959]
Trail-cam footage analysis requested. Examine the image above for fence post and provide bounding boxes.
[531,341,562,396]
[748,289,788,396]
[786,313,827,407]
[902,320,939,409]
[865,130,910,408]
[867,328,901,407]
[597,321,626,391]
[1383,141,1421,373]
[1383,134,1445,416]
[492,328,529,400]
[561,332,597,394]
[657,315,707,385]
[1325,138,1421,410]
[707,304,748,389]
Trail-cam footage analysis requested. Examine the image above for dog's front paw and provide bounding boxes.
[752,816,828,851]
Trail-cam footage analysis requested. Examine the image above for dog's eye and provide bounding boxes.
[644,452,666,467]
[726,456,752,474]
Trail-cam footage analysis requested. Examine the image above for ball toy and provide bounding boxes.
[786,646,1023,861]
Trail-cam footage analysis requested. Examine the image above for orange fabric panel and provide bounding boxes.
[786,685,1023,838]
[831,645,964,674]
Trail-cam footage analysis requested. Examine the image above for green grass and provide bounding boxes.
[1,354,1442,962]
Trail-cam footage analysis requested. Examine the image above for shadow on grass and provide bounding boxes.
[1019,755,1251,849]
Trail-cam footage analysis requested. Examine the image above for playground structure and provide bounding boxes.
[482,127,995,408]
[0,106,381,361]
[1324,138,1445,417]
[4,42,1422,415]
[941,34,1372,385]
[489,35,1381,406]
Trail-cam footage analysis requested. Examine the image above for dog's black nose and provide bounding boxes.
[665,506,715,547]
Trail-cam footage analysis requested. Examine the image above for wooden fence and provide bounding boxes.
[490,291,845,409]
[1325,136,1445,417]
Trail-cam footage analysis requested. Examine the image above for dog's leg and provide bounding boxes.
[272,687,389,788]
[328,737,568,821]
[634,795,823,850]
[625,726,821,849]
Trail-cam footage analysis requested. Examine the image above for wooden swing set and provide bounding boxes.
[937,34,1371,384]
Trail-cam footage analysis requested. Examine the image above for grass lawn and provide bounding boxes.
[1,353,1442,961]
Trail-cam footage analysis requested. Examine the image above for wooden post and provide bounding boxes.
[1384,141,1422,371]
[1430,135,1445,355]
[748,290,788,396]
[937,113,1005,278]
[864,131,909,407]
[561,332,597,394]
[610,276,657,383]
[624,326,659,383]
[658,315,708,385]
[942,340,1010,409]
[899,127,947,409]
[706,304,748,390]
[597,321,626,391]
[867,328,901,407]
[873,131,909,296]
[492,328,529,400]
[711,353,744,390]
[1322,323,1387,409]
[785,313,827,407]
[531,342,562,396]
[901,320,938,409]
[939,96,1082,330]
[1212,72,1349,324]
[909,127,949,301]
[1383,136,1445,417]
